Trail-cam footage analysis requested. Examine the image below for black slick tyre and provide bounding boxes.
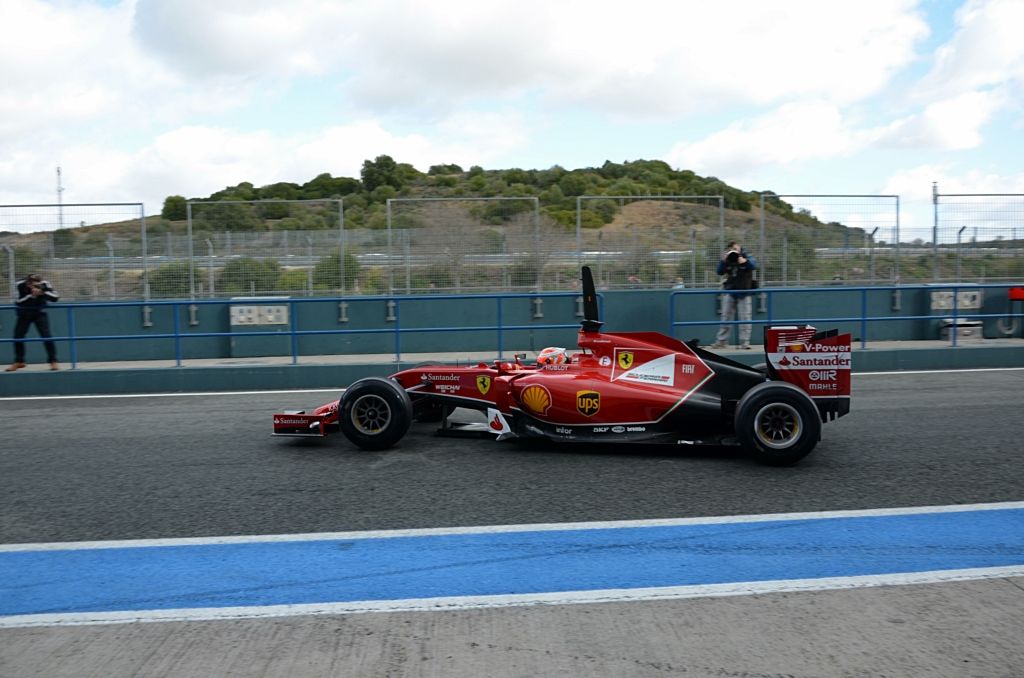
[734,382,821,466]
[338,377,413,450]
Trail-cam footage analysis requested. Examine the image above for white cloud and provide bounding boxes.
[131,0,348,79]
[884,163,1024,199]
[665,85,1005,181]
[914,0,1024,100]
[2,0,1020,238]
[875,89,1005,150]
[665,101,875,178]
[0,115,528,228]
[0,1,141,140]
[337,0,928,117]
[117,0,931,119]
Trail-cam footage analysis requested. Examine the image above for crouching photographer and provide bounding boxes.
[712,242,758,350]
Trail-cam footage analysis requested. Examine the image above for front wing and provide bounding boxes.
[272,411,334,437]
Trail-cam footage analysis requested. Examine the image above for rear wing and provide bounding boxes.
[764,326,851,421]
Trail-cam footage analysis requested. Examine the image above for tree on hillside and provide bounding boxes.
[301,173,361,198]
[210,182,256,201]
[361,155,402,192]
[162,196,187,221]
[193,201,263,231]
[428,163,463,175]
[396,161,421,185]
[255,201,291,220]
[258,182,301,201]
[598,161,626,179]
[558,172,589,197]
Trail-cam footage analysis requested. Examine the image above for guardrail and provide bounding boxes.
[0,292,600,369]
[669,283,1024,349]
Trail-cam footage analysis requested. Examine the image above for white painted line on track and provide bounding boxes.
[3,565,1023,629]
[854,366,1024,377]
[2,366,1022,402]
[4,500,1023,552]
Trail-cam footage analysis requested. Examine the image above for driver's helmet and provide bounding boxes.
[536,346,568,366]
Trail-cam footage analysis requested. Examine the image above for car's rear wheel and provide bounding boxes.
[735,382,820,466]
[338,377,413,450]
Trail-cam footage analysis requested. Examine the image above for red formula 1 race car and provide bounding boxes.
[273,267,851,465]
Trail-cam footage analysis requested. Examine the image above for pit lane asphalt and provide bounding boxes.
[3,370,1024,678]
[1,369,1022,544]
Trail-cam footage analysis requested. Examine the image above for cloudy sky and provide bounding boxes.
[1,0,1022,236]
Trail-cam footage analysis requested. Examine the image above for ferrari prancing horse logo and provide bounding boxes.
[476,375,491,395]
[617,351,634,370]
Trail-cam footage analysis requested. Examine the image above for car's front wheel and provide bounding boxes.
[734,382,821,466]
[338,377,413,450]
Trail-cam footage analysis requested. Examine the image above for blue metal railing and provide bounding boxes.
[669,283,1024,349]
[0,292,601,370]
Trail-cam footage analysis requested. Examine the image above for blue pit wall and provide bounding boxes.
[1,284,1022,397]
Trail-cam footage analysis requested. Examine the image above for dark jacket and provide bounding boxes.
[717,251,758,297]
[15,278,60,316]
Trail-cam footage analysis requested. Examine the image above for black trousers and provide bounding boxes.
[13,312,57,363]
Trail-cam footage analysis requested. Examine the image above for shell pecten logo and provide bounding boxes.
[521,385,552,416]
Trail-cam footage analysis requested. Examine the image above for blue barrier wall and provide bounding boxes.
[1,285,1021,364]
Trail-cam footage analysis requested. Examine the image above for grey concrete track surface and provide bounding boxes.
[2,370,1024,677]
[1,371,1023,544]
[4,578,1024,678]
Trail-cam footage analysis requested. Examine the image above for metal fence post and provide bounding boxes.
[289,300,299,365]
[393,299,401,362]
[66,305,78,369]
[956,226,966,282]
[575,196,582,274]
[386,199,394,294]
[206,239,215,297]
[932,182,939,281]
[106,234,115,300]
[186,202,196,300]
[338,198,345,294]
[140,207,149,303]
[894,194,901,282]
[534,198,541,292]
[173,302,182,367]
[1,245,14,300]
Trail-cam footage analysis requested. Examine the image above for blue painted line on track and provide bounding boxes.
[2,508,1023,617]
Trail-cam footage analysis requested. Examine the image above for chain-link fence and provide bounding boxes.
[0,203,146,300]
[575,195,725,289]
[384,197,544,294]
[758,195,900,286]
[933,189,1024,282]
[183,199,346,298]
[4,192,1023,302]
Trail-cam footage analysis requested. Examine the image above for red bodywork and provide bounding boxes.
[397,330,716,426]
[273,325,851,444]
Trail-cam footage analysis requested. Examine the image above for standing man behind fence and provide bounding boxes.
[6,273,60,371]
[712,241,758,350]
